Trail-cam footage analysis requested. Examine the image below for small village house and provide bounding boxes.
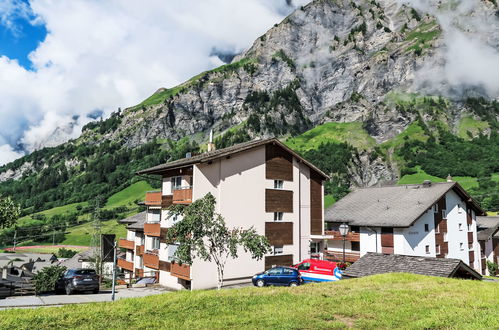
[476,216,499,276]
[323,180,486,274]
[118,138,328,290]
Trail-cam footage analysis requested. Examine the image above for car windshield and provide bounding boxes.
[297,263,310,270]
[75,269,96,275]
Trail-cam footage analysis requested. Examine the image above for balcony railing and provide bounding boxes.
[173,186,193,204]
[145,191,162,206]
[117,258,134,272]
[135,245,144,256]
[118,238,134,250]
[144,223,161,237]
[324,230,360,242]
[324,250,360,263]
[143,252,159,269]
[171,262,191,280]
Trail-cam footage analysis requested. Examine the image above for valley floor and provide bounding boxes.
[0,273,497,329]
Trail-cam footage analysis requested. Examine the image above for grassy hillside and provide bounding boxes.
[285,122,376,151]
[1,273,497,328]
[61,219,128,246]
[104,181,152,209]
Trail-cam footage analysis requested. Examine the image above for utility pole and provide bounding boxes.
[13,230,17,252]
[52,229,55,245]
[111,241,117,301]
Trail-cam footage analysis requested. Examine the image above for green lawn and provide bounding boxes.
[105,180,153,209]
[398,168,494,191]
[457,116,490,140]
[1,273,497,329]
[285,122,376,151]
[61,219,127,246]
[11,246,89,254]
[17,202,87,225]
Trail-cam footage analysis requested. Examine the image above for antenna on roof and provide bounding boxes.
[207,129,216,152]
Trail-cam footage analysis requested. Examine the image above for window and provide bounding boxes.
[460,242,464,251]
[458,223,463,231]
[171,176,182,190]
[441,209,447,219]
[274,180,283,189]
[139,256,143,268]
[443,232,448,242]
[468,243,473,250]
[425,245,430,254]
[433,204,439,213]
[467,223,472,232]
[351,241,360,252]
[148,209,160,223]
[297,263,311,271]
[435,223,440,234]
[274,212,283,221]
[151,237,160,250]
[267,268,282,276]
[424,224,429,232]
[310,242,320,254]
[436,245,441,255]
[273,246,284,255]
[140,235,145,246]
[458,205,462,214]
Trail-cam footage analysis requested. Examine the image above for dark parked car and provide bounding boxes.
[252,266,303,287]
[56,268,100,295]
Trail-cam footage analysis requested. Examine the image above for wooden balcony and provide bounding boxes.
[117,258,134,272]
[171,262,191,280]
[143,252,159,269]
[173,187,193,204]
[145,191,162,206]
[324,230,360,242]
[162,195,173,208]
[144,223,161,237]
[118,238,134,250]
[135,245,144,256]
[324,250,360,263]
[135,268,144,277]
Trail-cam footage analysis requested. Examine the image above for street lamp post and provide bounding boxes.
[339,223,349,264]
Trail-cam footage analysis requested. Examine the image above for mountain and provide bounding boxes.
[1,0,498,222]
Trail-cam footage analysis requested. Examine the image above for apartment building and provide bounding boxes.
[477,216,499,275]
[323,180,486,273]
[117,212,148,280]
[122,138,327,290]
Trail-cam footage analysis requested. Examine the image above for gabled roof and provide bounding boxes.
[136,138,328,179]
[342,253,482,280]
[127,212,146,231]
[325,181,485,227]
[119,211,146,224]
[476,216,499,241]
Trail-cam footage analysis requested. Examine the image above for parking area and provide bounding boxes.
[0,287,171,309]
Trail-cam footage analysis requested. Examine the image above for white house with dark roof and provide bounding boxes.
[476,216,499,275]
[324,180,485,273]
[118,138,327,290]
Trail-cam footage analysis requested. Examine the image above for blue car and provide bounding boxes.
[252,266,303,287]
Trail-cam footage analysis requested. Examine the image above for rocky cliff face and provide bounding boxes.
[2,0,498,187]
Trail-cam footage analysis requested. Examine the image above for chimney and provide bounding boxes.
[207,129,216,152]
[422,180,432,187]
[446,174,453,182]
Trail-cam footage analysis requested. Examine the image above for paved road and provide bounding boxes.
[0,287,170,309]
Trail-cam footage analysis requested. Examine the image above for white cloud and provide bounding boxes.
[0,0,310,165]
[0,144,24,166]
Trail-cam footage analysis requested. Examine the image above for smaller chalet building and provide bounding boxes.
[476,216,499,276]
[324,180,485,274]
[118,138,328,290]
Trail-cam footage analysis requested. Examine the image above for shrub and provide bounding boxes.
[57,247,78,258]
[33,265,67,294]
[487,261,498,276]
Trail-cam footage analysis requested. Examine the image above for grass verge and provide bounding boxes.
[0,273,497,329]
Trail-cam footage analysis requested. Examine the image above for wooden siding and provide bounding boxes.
[434,199,448,258]
[143,252,159,269]
[265,222,293,245]
[265,189,293,213]
[160,167,193,179]
[310,171,323,235]
[145,191,162,206]
[171,262,191,280]
[159,260,171,272]
[265,255,294,270]
[118,239,134,250]
[469,251,475,264]
[324,230,360,242]
[135,245,144,256]
[162,195,173,208]
[468,231,474,243]
[159,227,169,244]
[117,258,134,272]
[144,223,161,237]
[381,228,394,248]
[265,144,293,181]
[173,188,193,204]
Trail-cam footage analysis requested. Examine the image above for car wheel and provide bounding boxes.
[92,288,99,294]
[256,279,265,287]
[65,284,73,295]
[289,281,298,287]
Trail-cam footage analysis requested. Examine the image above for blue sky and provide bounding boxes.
[0,0,46,69]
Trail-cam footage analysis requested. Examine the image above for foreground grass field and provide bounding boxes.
[1,273,497,329]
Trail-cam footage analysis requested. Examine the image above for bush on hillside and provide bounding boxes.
[33,265,67,295]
